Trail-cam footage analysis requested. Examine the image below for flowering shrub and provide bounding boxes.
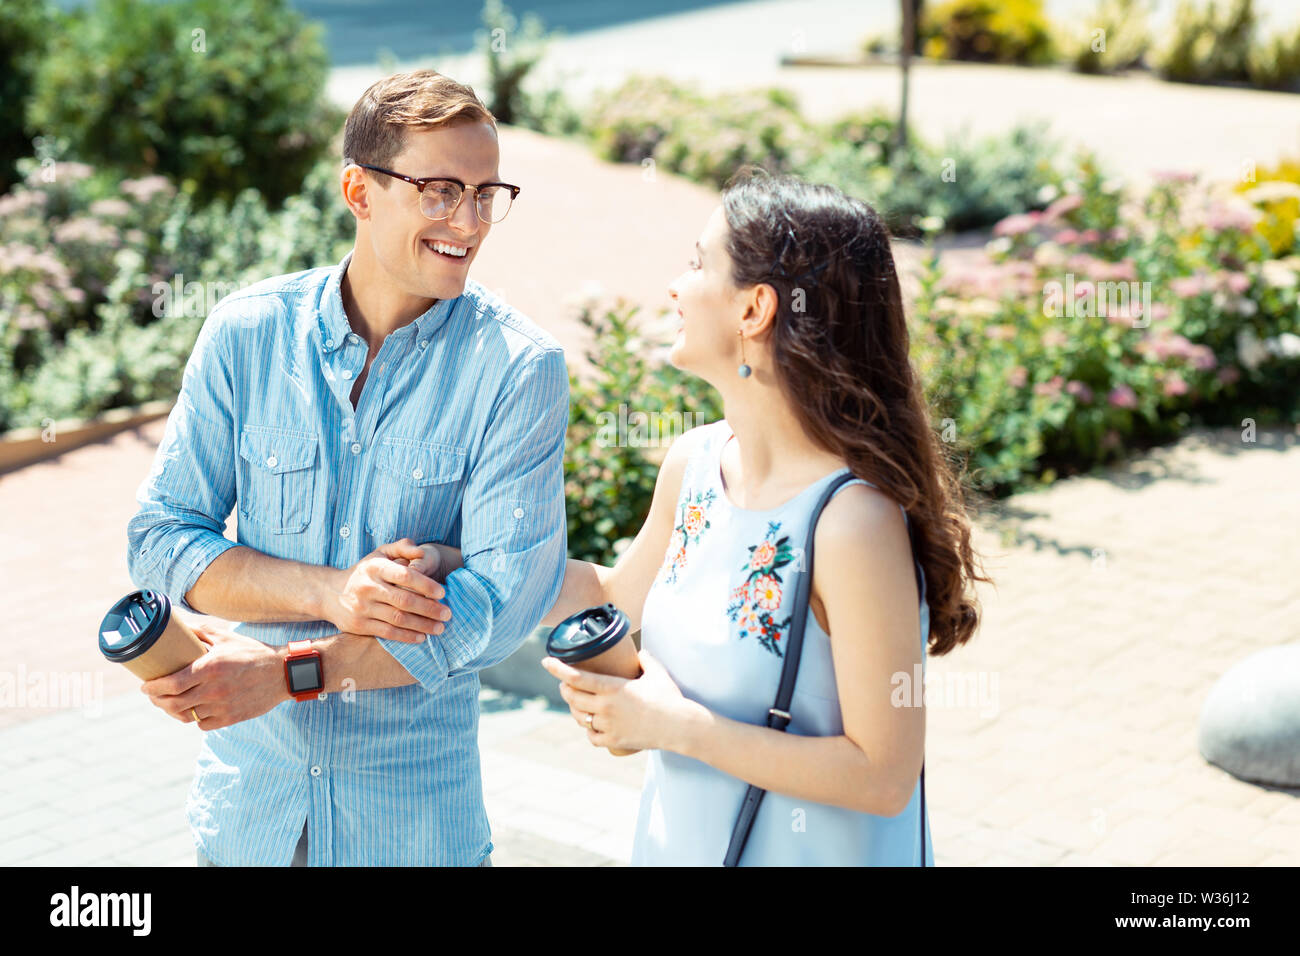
[913,155,1300,494]
[1234,158,1300,257]
[565,300,722,565]
[583,77,1062,235]
[0,156,354,433]
[920,0,1058,65]
[583,76,821,189]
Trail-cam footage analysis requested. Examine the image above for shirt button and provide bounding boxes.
[325,339,334,348]
[340,525,350,539]
[310,766,322,777]
[266,456,278,468]
[412,468,423,480]
[342,369,353,380]
[348,333,360,344]
[513,507,525,519]
[350,442,361,454]
[418,340,428,350]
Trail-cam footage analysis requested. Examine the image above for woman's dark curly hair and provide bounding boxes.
[720,165,989,655]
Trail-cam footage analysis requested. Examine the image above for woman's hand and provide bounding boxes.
[383,540,442,581]
[540,650,701,754]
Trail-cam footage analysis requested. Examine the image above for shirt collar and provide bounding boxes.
[317,249,460,354]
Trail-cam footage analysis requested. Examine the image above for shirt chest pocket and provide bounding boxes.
[237,425,319,534]
[365,437,467,544]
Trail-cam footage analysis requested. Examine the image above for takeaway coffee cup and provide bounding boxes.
[546,603,642,756]
[98,589,208,681]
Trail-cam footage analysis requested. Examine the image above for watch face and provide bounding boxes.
[288,657,323,693]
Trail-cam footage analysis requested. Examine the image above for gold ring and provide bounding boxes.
[586,712,594,728]
[192,708,201,724]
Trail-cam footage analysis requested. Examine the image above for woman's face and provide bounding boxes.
[667,205,744,382]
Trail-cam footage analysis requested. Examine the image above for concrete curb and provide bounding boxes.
[0,400,174,476]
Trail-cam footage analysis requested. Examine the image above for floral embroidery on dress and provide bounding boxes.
[659,487,717,585]
[725,520,797,657]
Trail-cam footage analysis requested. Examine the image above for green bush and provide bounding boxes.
[582,76,821,189]
[583,79,1060,235]
[920,0,1058,65]
[28,0,341,207]
[1059,0,1151,74]
[1246,23,1300,91]
[803,122,1062,236]
[919,159,1299,495]
[0,154,354,433]
[1154,0,1255,83]
[564,301,722,564]
[0,0,54,194]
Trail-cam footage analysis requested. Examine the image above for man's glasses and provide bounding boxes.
[353,163,520,224]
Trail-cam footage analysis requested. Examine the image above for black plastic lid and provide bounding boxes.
[98,589,170,663]
[546,603,630,663]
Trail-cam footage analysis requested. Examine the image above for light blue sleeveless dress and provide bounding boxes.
[630,419,934,866]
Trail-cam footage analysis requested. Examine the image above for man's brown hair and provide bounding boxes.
[342,69,497,187]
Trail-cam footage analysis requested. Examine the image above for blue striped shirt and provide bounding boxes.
[126,250,569,865]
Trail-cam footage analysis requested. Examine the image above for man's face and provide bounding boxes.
[351,120,501,302]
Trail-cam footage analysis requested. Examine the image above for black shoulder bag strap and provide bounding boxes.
[723,472,928,867]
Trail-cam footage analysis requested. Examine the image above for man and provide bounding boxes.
[126,70,569,866]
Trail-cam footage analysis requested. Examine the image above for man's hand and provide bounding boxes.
[317,538,452,643]
[141,624,290,731]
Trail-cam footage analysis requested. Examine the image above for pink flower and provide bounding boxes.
[984,324,1015,341]
[749,540,777,571]
[993,212,1041,237]
[1206,200,1259,233]
[1054,228,1080,244]
[1108,227,1129,242]
[1217,365,1241,385]
[1152,170,1197,184]
[1149,303,1171,321]
[1163,373,1189,397]
[1079,229,1101,244]
[1034,375,1064,397]
[1065,380,1094,402]
[89,198,131,218]
[1108,384,1138,409]
[1042,329,1069,348]
[119,175,173,203]
[1170,275,1206,299]
[1042,194,1084,222]
[1188,344,1217,371]
[1216,271,1250,295]
[1008,366,1028,388]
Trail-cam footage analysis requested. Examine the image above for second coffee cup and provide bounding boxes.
[546,603,642,756]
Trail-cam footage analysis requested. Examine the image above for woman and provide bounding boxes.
[424,167,987,865]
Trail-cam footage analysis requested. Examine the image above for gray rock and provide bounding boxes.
[1198,645,1300,787]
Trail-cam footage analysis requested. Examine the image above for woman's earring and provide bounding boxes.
[737,328,751,378]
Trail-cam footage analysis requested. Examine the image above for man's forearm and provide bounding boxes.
[185,545,338,623]
[314,632,418,692]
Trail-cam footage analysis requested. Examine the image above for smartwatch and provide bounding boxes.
[284,640,324,702]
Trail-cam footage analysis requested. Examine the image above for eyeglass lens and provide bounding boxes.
[420,182,512,223]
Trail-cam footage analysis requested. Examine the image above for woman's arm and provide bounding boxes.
[421,426,705,631]
[665,485,926,816]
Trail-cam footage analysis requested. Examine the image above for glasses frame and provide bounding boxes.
[352,163,520,224]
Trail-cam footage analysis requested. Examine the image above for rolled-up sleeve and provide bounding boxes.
[126,312,241,613]
[378,346,569,691]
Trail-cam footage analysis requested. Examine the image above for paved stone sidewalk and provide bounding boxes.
[0,688,638,867]
[930,425,1300,866]
[2,419,1297,865]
